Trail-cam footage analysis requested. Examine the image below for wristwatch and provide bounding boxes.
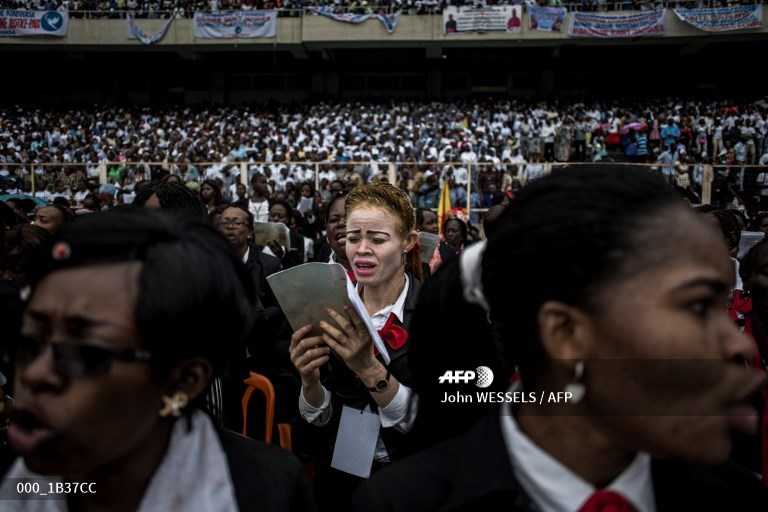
[367,370,391,393]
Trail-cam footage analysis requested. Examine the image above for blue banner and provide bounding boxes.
[528,6,567,32]
[568,10,665,37]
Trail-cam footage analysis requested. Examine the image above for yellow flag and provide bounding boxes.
[437,179,452,235]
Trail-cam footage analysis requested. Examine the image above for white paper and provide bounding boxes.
[738,231,765,259]
[330,405,380,478]
[297,196,314,215]
[252,221,291,251]
[266,262,390,365]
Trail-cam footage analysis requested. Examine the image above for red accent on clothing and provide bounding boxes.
[578,490,637,512]
[377,313,408,351]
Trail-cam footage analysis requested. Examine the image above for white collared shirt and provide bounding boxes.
[500,389,656,512]
[298,274,416,461]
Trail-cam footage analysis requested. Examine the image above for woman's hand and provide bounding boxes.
[289,324,330,389]
[320,306,377,376]
[268,239,284,259]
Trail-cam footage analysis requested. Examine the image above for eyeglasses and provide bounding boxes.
[217,218,247,228]
[15,333,152,378]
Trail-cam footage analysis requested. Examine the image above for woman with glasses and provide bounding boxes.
[216,204,288,433]
[0,207,315,511]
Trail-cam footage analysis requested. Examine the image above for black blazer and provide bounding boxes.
[243,243,285,371]
[351,408,768,512]
[220,429,316,512]
[309,275,423,464]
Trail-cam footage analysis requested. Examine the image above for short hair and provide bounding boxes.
[482,165,686,387]
[268,199,294,222]
[325,189,348,228]
[442,216,468,242]
[27,207,257,380]
[482,204,507,239]
[133,180,206,218]
[748,212,768,232]
[46,204,77,223]
[415,207,433,228]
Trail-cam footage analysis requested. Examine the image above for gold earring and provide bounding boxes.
[159,391,189,417]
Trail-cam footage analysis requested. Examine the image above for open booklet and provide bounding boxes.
[266,262,390,365]
[417,231,441,263]
[252,221,291,251]
[738,230,765,260]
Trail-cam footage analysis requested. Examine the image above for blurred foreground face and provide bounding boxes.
[10,263,164,476]
[580,207,764,465]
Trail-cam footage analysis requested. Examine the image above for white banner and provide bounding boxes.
[443,6,522,34]
[673,5,762,32]
[127,14,173,44]
[193,11,276,38]
[309,7,402,34]
[0,10,67,37]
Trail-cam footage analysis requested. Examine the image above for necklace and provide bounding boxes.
[251,199,267,219]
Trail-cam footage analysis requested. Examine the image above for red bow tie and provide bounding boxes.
[377,313,408,351]
[578,490,637,512]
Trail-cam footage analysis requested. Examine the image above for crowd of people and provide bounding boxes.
[2,165,768,511]
[4,96,768,219]
[0,0,747,18]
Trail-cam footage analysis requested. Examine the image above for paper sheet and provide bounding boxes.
[297,196,314,215]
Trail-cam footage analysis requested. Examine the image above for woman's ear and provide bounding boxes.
[537,300,593,362]
[167,358,213,401]
[403,230,418,253]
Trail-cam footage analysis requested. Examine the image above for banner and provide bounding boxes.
[568,10,665,37]
[127,14,173,44]
[443,5,523,34]
[673,5,762,32]
[193,11,276,38]
[0,10,67,37]
[528,5,567,32]
[309,7,402,34]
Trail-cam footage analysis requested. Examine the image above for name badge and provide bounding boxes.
[330,405,380,478]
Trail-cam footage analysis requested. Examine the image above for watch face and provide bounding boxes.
[375,379,388,391]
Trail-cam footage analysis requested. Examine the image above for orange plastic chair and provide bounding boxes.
[242,371,292,452]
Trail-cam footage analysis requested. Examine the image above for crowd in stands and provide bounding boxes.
[0,0,756,18]
[2,165,768,511]
[4,97,768,216]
